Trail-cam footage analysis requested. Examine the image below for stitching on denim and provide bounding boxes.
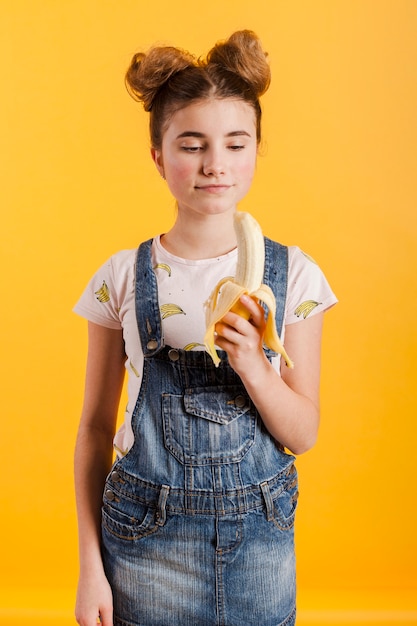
[102,509,159,542]
[105,462,295,515]
[277,605,296,626]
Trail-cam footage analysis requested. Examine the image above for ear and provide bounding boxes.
[151,148,165,178]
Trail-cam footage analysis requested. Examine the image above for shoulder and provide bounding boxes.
[288,245,319,272]
[73,248,138,328]
[106,248,137,276]
[92,248,138,301]
[265,238,319,275]
[286,245,338,322]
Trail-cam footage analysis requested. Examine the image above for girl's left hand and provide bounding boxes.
[214,294,268,376]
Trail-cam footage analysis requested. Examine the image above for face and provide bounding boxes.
[151,98,258,219]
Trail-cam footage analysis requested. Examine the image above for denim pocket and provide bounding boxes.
[102,492,157,541]
[272,466,299,531]
[162,386,256,465]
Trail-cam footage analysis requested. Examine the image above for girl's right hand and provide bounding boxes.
[75,571,113,626]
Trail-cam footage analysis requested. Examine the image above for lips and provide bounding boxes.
[195,185,231,193]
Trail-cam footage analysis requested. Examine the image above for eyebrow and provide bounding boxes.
[176,130,252,139]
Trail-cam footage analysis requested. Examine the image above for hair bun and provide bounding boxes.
[206,30,270,97]
[125,46,196,111]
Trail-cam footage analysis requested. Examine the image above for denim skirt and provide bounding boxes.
[101,461,298,626]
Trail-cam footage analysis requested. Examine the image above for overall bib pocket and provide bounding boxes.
[162,386,256,465]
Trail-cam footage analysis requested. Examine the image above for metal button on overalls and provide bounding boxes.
[168,349,180,361]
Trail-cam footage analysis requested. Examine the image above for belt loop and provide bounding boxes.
[156,484,170,526]
[260,481,274,522]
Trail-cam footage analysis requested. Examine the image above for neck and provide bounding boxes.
[161,211,238,260]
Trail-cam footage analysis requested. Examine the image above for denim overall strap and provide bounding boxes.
[135,238,164,357]
[263,236,289,338]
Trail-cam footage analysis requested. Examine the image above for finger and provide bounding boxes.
[75,609,103,626]
[216,321,260,355]
[238,295,265,324]
[215,315,250,340]
[99,608,114,626]
[214,323,236,346]
[219,310,263,340]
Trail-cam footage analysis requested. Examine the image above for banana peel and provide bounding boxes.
[204,212,294,368]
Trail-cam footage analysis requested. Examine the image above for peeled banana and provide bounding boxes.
[204,211,294,368]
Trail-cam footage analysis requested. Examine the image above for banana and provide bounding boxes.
[160,303,186,319]
[95,280,110,303]
[129,361,140,377]
[204,211,294,368]
[294,300,320,319]
[154,263,172,276]
[113,444,129,458]
[184,342,205,351]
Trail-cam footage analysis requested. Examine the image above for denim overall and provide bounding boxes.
[102,238,298,626]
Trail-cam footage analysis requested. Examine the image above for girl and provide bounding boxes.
[74,30,337,626]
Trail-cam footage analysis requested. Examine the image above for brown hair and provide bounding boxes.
[125,30,270,149]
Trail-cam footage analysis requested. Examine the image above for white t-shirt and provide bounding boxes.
[74,236,337,456]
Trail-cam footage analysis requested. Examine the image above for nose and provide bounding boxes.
[202,149,225,176]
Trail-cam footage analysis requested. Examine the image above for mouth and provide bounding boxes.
[195,185,231,194]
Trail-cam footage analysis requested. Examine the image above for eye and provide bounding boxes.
[181,145,203,152]
[228,145,245,151]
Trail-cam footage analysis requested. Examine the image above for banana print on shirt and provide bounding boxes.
[294,300,321,319]
[154,261,204,349]
[154,263,172,276]
[129,361,140,377]
[293,252,322,319]
[95,280,110,303]
[160,303,186,319]
[154,263,187,319]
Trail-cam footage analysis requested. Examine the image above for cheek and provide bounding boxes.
[238,157,257,185]
[166,159,195,186]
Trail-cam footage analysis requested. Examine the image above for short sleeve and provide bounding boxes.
[285,247,337,325]
[73,249,136,329]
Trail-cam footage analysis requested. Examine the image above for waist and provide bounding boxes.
[105,463,296,516]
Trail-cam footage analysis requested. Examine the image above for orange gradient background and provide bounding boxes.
[1,1,416,624]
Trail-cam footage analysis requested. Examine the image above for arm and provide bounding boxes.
[74,322,126,626]
[214,295,323,455]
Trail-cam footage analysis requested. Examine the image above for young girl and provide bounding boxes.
[74,30,337,626]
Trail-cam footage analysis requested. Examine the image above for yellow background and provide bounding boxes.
[1,1,416,624]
